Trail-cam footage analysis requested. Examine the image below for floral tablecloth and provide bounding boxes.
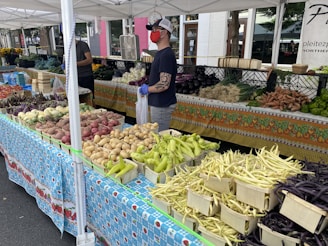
[0,114,207,246]
[14,68,328,162]
[125,88,328,163]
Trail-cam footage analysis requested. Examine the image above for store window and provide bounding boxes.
[109,20,123,56]
[252,2,304,64]
[75,23,88,42]
[185,14,198,21]
[168,16,180,58]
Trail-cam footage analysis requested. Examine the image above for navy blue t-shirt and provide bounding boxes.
[148,47,177,107]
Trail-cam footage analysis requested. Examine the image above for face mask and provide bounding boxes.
[150,30,161,43]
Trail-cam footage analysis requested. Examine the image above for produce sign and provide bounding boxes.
[0,85,23,99]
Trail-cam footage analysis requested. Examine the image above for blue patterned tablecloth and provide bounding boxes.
[0,114,207,246]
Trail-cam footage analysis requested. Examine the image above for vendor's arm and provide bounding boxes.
[77,51,93,67]
[148,72,172,93]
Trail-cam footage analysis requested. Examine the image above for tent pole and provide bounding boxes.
[60,0,95,245]
[244,8,256,59]
[271,0,286,67]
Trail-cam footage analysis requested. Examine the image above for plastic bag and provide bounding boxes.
[135,88,149,124]
[2,72,18,85]
[52,76,65,94]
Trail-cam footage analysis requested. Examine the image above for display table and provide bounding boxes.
[124,85,328,163]
[0,114,206,246]
[16,67,93,106]
[13,68,328,162]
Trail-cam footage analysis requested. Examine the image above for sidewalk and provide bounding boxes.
[0,154,76,246]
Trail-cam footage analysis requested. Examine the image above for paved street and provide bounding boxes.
[0,154,76,246]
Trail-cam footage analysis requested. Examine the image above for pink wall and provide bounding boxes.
[99,21,108,57]
[134,17,149,55]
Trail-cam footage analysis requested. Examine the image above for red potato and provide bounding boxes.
[61,135,70,144]
[53,130,65,140]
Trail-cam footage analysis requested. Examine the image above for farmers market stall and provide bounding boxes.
[15,67,93,106]
[12,67,328,163]
[0,114,206,246]
[125,87,328,163]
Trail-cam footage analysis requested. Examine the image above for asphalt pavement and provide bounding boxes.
[0,153,76,246]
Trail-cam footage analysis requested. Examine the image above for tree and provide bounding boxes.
[230,11,240,57]
[258,2,305,31]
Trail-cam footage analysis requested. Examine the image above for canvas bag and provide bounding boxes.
[135,88,149,124]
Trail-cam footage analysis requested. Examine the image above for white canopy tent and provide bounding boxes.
[0,0,306,21]
[1,1,307,245]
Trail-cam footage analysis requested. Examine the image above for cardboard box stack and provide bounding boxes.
[32,79,38,92]
[37,72,52,93]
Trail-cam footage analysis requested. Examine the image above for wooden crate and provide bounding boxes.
[279,190,328,234]
[235,179,278,211]
[258,223,300,246]
[220,202,258,235]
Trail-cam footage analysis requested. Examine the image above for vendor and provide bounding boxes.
[75,40,95,98]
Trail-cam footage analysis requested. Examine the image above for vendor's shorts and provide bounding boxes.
[78,75,94,97]
[150,104,176,132]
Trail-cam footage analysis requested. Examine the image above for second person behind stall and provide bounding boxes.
[75,39,95,98]
[139,18,177,131]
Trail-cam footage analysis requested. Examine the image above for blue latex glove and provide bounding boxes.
[139,84,149,95]
[61,64,65,70]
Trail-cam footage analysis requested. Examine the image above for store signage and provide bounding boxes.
[297,0,328,68]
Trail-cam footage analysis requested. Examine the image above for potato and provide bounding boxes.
[94,134,101,144]
[120,150,129,159]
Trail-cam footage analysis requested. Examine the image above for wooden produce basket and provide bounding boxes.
[131,159,146,175]
[220,202,258,235]
[292,64,308,74]
[108,159,138,184]
[144,165,175,184]
[158,129,182,137]
[186,188,220,216]
[60,143,71,155]
[198,226,227,246]
[258,223,300,246]
[279,190,328,234]
[152,197,172,216]
[172,208,199,231]
[235,179,278,211]
[200,173,235,194]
